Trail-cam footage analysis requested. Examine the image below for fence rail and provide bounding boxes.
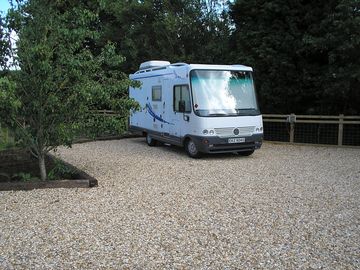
[94,111,360,147]
[2,113,360,148]
[263,114,360,146]
[95,111,360,147]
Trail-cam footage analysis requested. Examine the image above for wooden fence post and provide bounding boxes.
[338,114,344,146]
[289,113,295,143]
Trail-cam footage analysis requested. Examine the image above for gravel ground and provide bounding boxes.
[0,138,360,269]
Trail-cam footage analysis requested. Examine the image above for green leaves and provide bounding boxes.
[230,0,360,114]
[98,0,231,73]
[0,77,21,123]
[0,0,139,177]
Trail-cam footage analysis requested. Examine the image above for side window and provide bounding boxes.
[152,86,162,101]
[174,85,191,112]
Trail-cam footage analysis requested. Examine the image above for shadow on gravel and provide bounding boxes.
[131,138,257,160]
[0,149,98,191]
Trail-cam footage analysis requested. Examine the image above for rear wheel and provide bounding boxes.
[146,134,157,146]
[237,150,254,156]
[185,139,201,158]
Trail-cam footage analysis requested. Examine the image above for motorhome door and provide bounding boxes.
[169,84,191,141]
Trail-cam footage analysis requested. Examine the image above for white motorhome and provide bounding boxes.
[129,61,263,157]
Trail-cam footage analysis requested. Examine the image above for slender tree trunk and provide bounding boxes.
[38,153,47,181]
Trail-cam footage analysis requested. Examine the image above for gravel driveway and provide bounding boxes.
[1,138,360,269]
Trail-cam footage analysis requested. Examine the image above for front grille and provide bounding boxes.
[214,126,255,138]
[209,142,255,152]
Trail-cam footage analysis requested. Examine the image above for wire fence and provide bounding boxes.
[86,112,360,147]
[263,114,360,146]
[2,113,360,149]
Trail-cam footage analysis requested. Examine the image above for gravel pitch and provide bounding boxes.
[1,138,360,269]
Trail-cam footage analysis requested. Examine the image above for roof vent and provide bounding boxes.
[139,61,170,70]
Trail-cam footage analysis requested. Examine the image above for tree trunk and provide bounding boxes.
[39,153,47,181]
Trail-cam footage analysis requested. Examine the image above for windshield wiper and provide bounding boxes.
[236,108,256,111]
[207,113,228,116]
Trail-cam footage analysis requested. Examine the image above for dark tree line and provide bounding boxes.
[96,0,359,115]
[1,0,359,115]
[97,0,231,72]
[230,0,360,115]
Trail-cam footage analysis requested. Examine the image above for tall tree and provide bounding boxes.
[0,12,12,71]
[230,0,360,114]
[0,0,139,180]
[98,0,231,73]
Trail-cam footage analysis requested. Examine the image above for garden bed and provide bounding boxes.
[0,149,97,191]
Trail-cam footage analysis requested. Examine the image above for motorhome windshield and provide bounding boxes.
[190,70,259,117]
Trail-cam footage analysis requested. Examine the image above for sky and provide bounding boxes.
[0,0,18,69]
[0,0,11,14]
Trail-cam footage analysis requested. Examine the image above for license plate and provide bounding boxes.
[228,138,245,144]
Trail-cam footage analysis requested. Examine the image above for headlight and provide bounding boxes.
[203,129,215,135]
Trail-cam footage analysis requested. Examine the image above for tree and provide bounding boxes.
[98,0,231,73]
[0,0,139,181]
[317,0,360,114]
[230,0,360,114]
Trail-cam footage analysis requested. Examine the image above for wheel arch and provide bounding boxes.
[181,135,192,146]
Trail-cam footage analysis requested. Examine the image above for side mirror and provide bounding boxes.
[178,100,186,113]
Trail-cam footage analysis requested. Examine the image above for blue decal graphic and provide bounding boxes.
[145,103,174,125]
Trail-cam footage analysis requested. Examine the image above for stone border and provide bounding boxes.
[0,132,142,191]
[0,154,98,191]
[0,179,94,191]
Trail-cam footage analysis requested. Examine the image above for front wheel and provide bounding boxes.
[237,150,254,156]
[185,139,201,158]
[146,134,157,146]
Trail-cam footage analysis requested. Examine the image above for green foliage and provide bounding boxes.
[98,0,359,114]
[12,172,39,182]
[0,137,16,151]
[230,0,360,114]
[0,124,23,150]
[0,77,19,150]
[48,159,76,181]
[98,0,231,73]
[0,77,21,121]
[0,0,139,180]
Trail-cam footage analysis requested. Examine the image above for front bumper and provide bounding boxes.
[188,134,263,154]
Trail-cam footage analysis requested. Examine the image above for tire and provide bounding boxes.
[146,134,157,146]
[237,150,254,156]
[185,139,201,158]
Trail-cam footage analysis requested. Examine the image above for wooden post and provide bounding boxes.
[338,114,344,146]
[289,113,295,143]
